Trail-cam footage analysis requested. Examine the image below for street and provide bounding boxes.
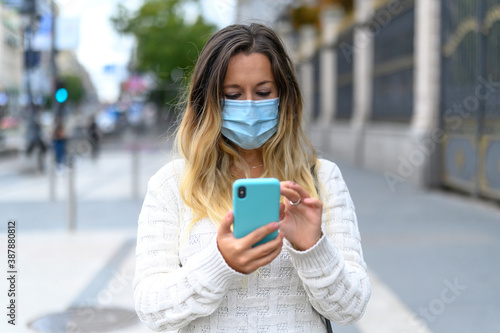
[0,142,499,333]
[0,136,170,230]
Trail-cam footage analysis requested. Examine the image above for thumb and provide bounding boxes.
[218,210,234,235]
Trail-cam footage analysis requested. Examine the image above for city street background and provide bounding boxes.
[1,129,500,332]
[1,0,500,332]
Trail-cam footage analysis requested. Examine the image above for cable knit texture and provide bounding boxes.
[133,158,370,332]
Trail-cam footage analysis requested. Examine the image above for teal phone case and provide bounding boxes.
[233,178,280,247]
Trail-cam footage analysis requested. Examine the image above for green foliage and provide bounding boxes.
[43,94,52,110]
[61,74,85,105]
[111,0,217,107]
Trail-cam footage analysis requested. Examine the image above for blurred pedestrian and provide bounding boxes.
[133,23,370,332]
[87,115,101,160]
[52,123,67,169]
[25,114,47,172]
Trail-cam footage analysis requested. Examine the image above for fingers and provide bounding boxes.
[280,182,322,211]
[217,210,284,274]
[221,230,283,274]
[218,210,234,235]
[241,221,279,248]
[281,187,301,204]
[243,232,284,271]
[303,197,323,210]
[248,230,283,256]
[280,181,311,204]
[247,238,283,270]
[288,181,312,199]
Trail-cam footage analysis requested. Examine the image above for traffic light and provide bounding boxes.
[55,79,68,104]
[55,79,67,118]
[55,88,68,104]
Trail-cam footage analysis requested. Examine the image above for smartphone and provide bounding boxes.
[233,178,280,247]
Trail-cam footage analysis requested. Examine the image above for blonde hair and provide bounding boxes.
[174,23,319,225]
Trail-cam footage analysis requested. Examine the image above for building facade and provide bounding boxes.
[236,0,500,200]
[0,3,23,115]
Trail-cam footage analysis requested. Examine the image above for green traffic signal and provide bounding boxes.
[55,88,68,103]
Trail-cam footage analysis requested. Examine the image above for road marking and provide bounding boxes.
[356,269,432,333]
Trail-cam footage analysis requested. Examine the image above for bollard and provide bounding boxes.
[67,155,76,232]
[131,148,139,199]
[49,158,56,201]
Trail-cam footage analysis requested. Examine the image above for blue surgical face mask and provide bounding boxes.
[221,97,279,150]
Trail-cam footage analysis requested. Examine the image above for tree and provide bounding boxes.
[111,0,217,108]
[61,74,85,105]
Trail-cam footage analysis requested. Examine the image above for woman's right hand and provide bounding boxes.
[217,210,284,274]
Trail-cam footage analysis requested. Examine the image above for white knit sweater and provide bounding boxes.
[133,158,370,332]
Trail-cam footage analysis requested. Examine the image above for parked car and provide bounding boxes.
[96,111,116,134]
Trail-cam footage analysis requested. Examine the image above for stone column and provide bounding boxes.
[299,25,318,126]
[409,0,442,187]
[352,0,376,166]
[412,0,441,133]
[319,7,344,125]
[319,49,336,125]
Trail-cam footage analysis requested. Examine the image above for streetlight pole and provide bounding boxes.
[23,0,36,111]
[21,0,46,172]
[49,0,58,200]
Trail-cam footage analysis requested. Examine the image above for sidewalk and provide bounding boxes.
[0,230,150,333]
[334,158,500,333]
[1,150,499,333]
[0,147,170,333]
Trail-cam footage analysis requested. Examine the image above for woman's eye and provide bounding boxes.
[225,94,240,100]
[256,91,271,97]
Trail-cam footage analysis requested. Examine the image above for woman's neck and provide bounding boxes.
[234,148,265,178]
[241,148,263,168]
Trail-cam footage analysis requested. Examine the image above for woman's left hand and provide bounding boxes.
[279,181,323,251]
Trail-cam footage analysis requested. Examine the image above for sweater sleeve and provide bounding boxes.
[133,161,244,331]
[284,160,371,325]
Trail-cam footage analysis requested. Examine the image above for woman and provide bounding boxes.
[134,23,370,332]
[52,123,67,169]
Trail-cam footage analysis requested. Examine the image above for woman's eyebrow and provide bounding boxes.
[222,83,241,89]
[256,80,274,86]
[223,81,274,89]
